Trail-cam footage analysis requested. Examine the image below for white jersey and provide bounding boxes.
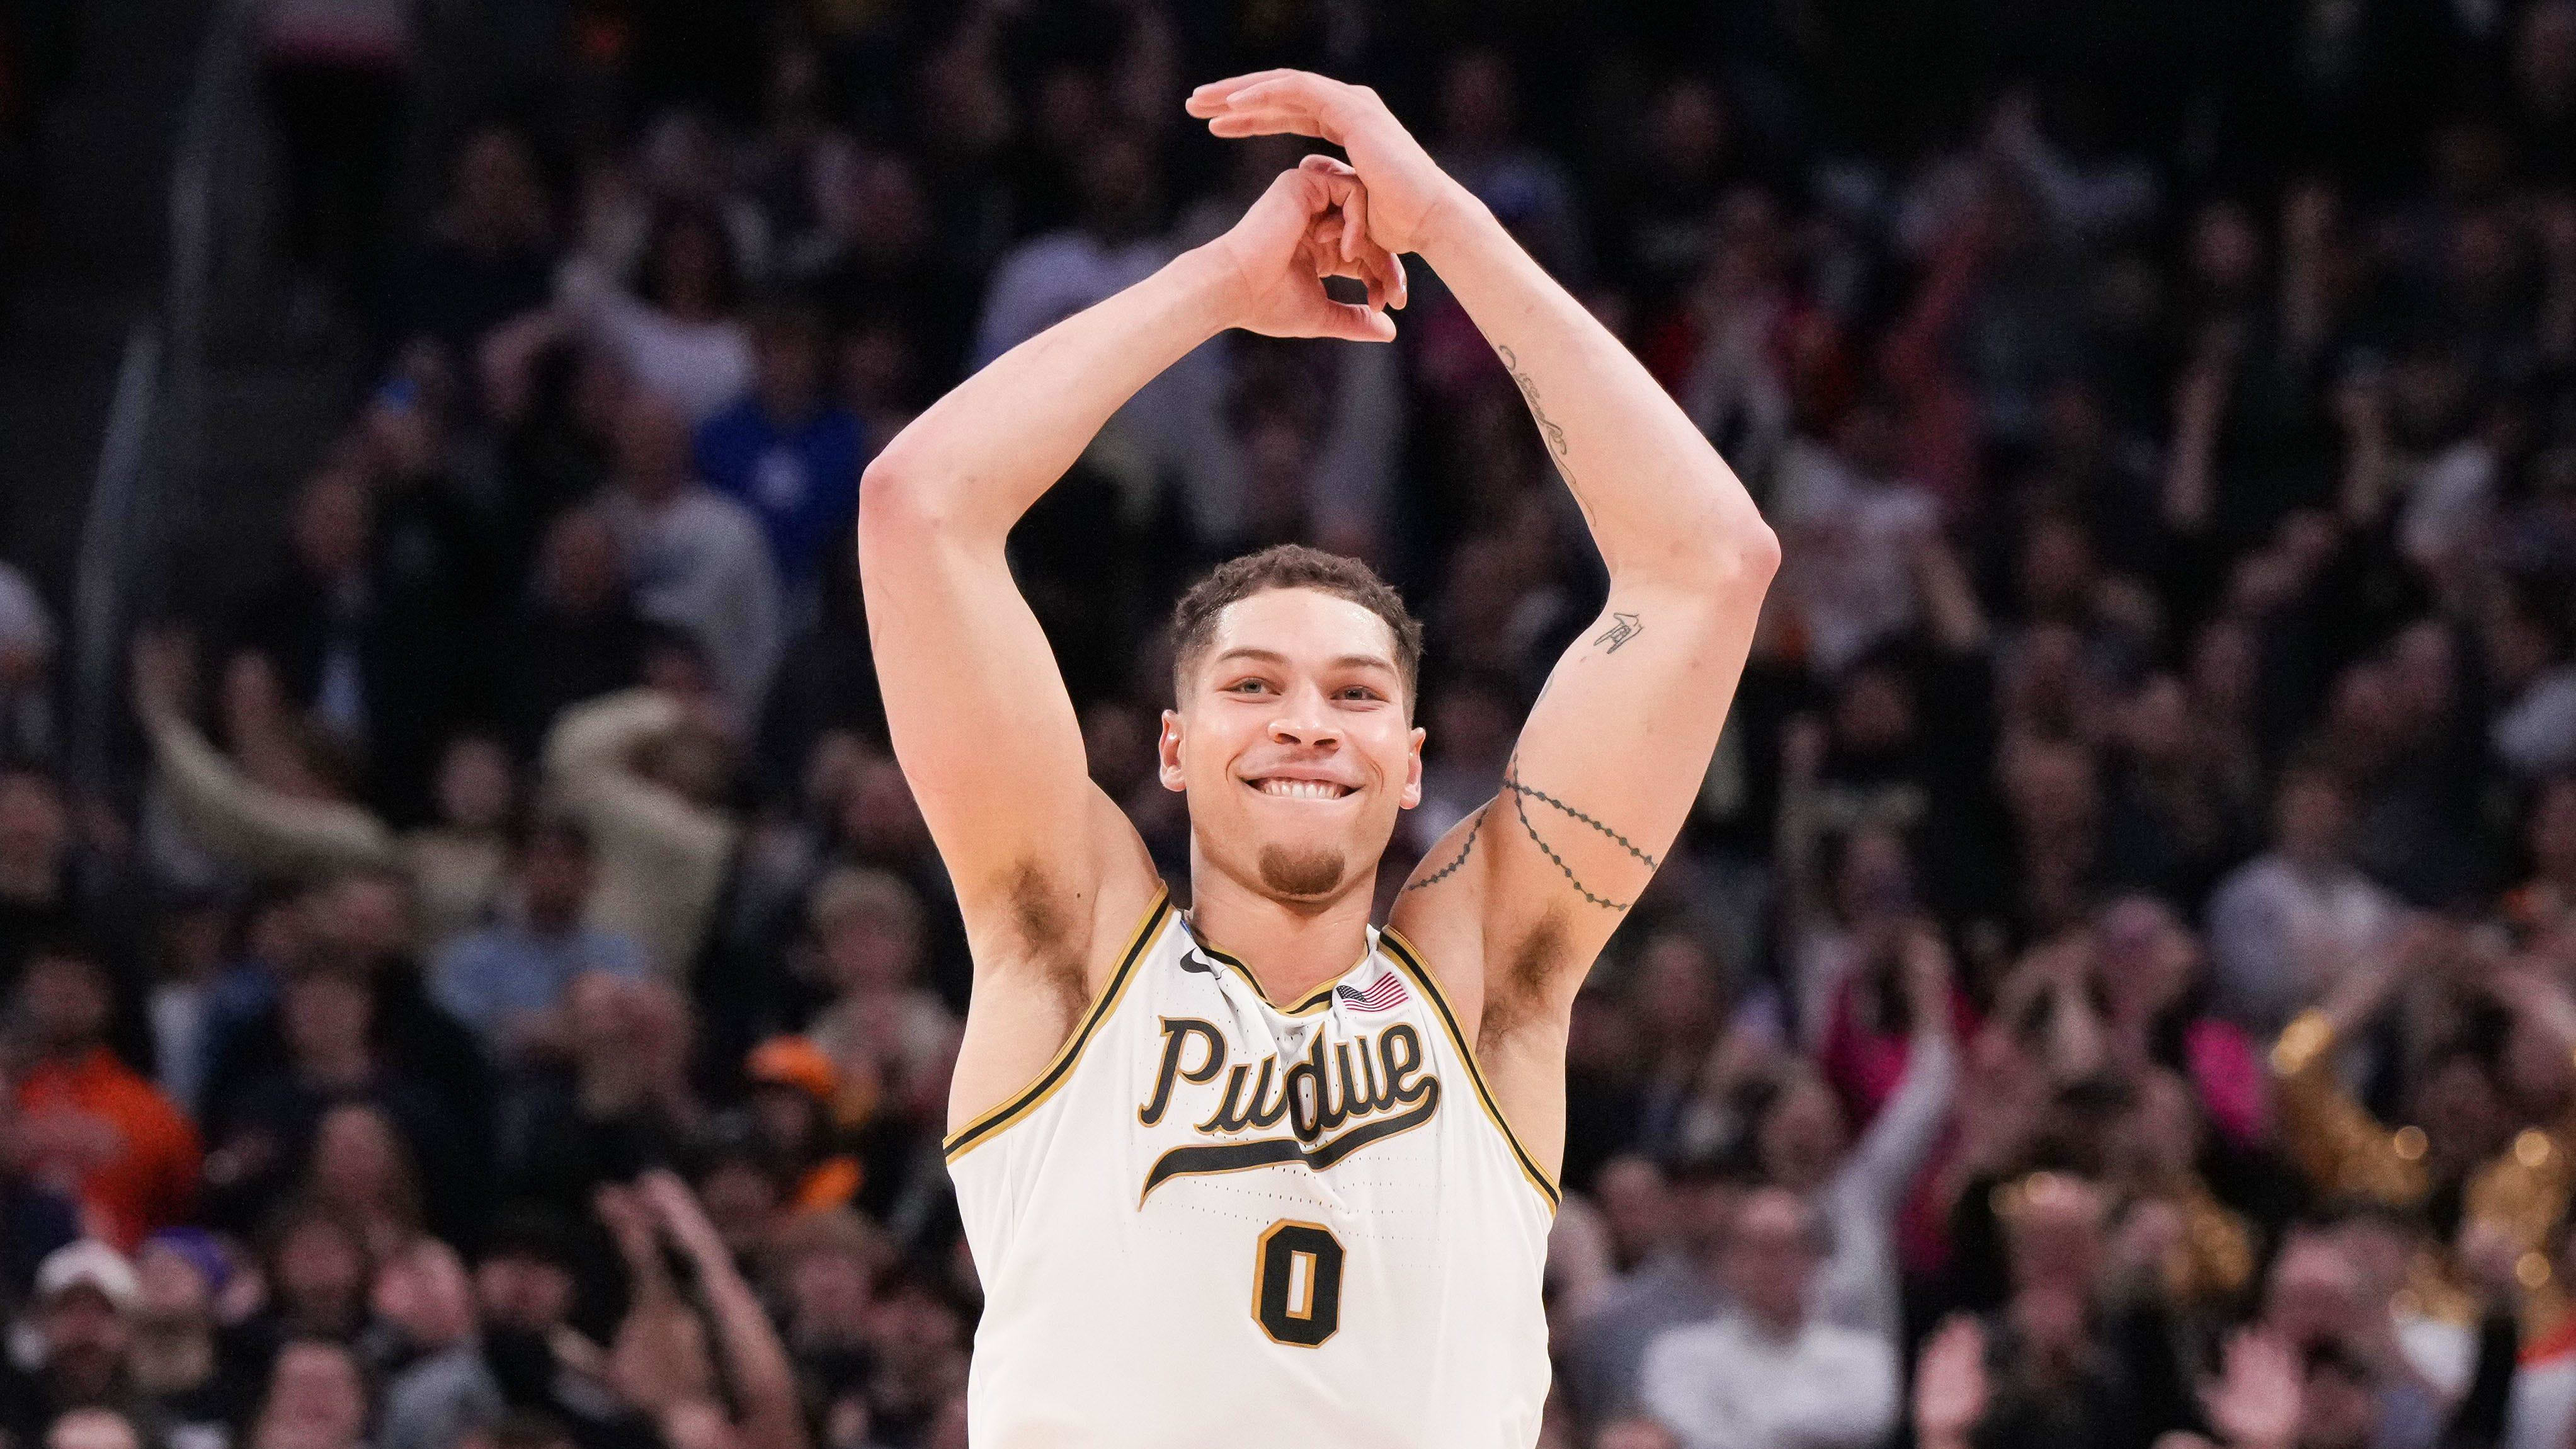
[949,885,1558,1448]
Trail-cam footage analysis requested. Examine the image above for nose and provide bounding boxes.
[1268,685,1340,748]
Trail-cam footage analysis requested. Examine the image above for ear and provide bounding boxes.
[1399,724,1425,810]
[1158,709,1187,793]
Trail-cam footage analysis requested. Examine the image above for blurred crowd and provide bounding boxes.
[3,2,2576,1449]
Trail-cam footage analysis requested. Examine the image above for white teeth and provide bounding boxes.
[1255,778,1344,799]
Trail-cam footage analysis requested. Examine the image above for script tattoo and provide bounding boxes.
[1497,345,1572,478]
[1592,612,1644,653]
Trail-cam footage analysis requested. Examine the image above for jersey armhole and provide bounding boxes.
[943,884,1172,1162]
[1376,925,1563,1213]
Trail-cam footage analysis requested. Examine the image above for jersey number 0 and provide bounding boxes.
[1252,1220,1345,1346]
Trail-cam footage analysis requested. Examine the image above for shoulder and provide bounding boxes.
[1810,1323,1900,1372]
[1639,1316,1733,1378]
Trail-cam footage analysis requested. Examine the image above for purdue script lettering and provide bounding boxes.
[1134,1017,1442,1202]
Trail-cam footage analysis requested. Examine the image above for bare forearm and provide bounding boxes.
[866,249,1231,536]
[1420,198,1774,583]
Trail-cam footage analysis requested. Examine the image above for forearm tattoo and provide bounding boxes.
[1404,758,1661,911]
[1592,611,1643,653]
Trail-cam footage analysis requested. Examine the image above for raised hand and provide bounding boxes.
[1204,154,1403,342]
[1914,1315,1990,1448]
[1188,71,1468,260]
[2203,1329,2301,1449]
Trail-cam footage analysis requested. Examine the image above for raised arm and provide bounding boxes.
[859,156,1401,1122]
[1194,72,1777,1146]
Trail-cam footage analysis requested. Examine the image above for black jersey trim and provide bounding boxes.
[943,885,1171,1162]
[1376,926,1563,1212]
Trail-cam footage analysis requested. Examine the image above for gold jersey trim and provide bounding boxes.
[943,885,1172,1162]
[1376,926,1563,1213]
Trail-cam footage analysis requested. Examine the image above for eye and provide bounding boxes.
[1225,678,1272,695]
[1336,685,1382,702]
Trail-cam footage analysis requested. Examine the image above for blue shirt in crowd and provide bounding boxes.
[695,396,864,595]
[430,921,651,1047]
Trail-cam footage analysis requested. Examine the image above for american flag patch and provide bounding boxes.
[1336,970,1407,1012]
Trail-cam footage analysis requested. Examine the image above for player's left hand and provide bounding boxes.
[1188,70,1475,260]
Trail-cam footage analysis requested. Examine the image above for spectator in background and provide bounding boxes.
[1638,1186,1900,1449]
[598,392,782,718]
[431,819,646,1065]
[556,205,753,425]
[540,689,739,982]
[0,561,57,766]
[11,943,200,1250]
[695,304,863,622]
[128,1228,249,1448]
[1430,48,1588,285]
[0,1242,144,1446]
[247,1338,370,1449]
[499,508,656,760]
[378,124,555,362]
[2205,764,2403,1037]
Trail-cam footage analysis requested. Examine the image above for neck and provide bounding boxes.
[1185,847,1378,1007]
[130,1326,213,1392]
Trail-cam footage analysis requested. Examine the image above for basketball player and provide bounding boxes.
[859,71,1777,1446]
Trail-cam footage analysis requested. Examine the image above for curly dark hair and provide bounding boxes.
[1167,544,1424,713]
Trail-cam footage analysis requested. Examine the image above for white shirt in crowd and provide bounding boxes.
[601,487,782,715]
[1638,1311,1900,1449]
[1772,437,1938,676]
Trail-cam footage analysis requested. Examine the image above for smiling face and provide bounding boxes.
[1161,587,1424,905]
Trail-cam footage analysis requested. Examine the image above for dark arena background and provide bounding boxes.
[0,0,2572,1446]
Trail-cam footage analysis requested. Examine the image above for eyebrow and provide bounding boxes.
[1210,648,1398,674]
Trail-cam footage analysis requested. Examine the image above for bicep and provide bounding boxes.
[858,507,1141,936]
[1477,583,1759,990]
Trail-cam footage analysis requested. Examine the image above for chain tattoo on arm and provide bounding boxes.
[1405,757,1661,910]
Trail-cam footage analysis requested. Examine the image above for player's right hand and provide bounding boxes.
[1202,154,1404,343]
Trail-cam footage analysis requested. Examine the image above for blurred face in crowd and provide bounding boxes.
[700,1159,784,1254]
[1648,79,1728,183]
[258,1341,367,1449]
[755,319,825,418]
[521,828,594,929]
[1633,936,1721,1049]
[1830,667,1913,759]
[2189,201,2264,296]
[539,508,627,617]
[436,736,515,833]
[451,127,547,248]
[2412,1053,2510,1172]
[273,1218,368,1329]
[643,214,731,319]
[1721,1188,1818,1331]
[47,1410,138,1449]
[2534,777,2576,881]
[372,1239,475,1351]
[309,1104,410,1213]
[2273,773,2351,866]
[282,970,373,1074]
[1758,1070,1847,1192]
[1161,588,1423,905]
[314,872,411,963]
[1832,826,1913,926]
[2004,1172,2106,1298]
[2266,1232,2364,1347]
[2301,1354,2380,1449]
[476,1249,574,1334]
[613,394,695,503]
[40,1286,130,1394]
[19,953,109,1052]
[1592,1156,1673,1266]
[133,1240,214,1329]
[786,1244,876,1344]
[1439,50,1515,148]
[818,896,921,995]
[1595,1418,1683,1449]
[0,769,67,879]
[2095,896,2199,1023]
[292,471,372,583]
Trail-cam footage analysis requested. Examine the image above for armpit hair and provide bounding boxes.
[1003,860,1090,1018]
[1479,910,1568,1046]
